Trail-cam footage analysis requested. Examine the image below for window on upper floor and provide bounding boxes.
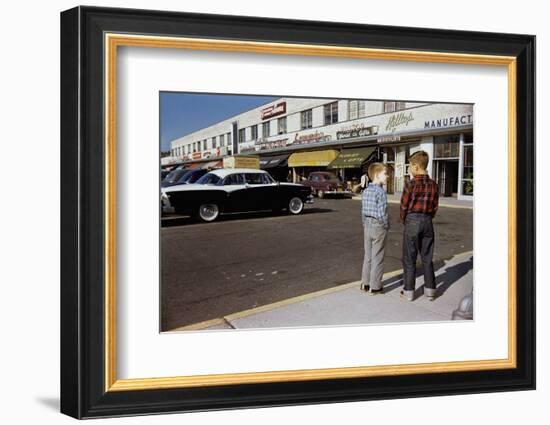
[301,109,313,129]
[324,102,338,125]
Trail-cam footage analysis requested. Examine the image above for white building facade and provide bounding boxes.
[167,97,474,200]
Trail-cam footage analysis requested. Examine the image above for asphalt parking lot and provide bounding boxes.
[161,197,473,331]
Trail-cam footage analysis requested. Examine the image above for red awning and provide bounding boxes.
[186,162,203,170]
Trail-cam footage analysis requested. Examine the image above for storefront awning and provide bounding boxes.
[288,150,339,167]
[185,162,203,170]
[260,154,289,169]
[327,147,376,169]
[201,160,223,169]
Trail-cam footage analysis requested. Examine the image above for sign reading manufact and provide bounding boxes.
[424,114,473,129]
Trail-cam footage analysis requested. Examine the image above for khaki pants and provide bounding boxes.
[362,218,388,291]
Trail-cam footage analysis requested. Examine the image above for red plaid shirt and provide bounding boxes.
[400,174,439,222]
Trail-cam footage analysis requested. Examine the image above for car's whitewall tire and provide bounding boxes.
[198,203,220,222]
[288,197,304,215]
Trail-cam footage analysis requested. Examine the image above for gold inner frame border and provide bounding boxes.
[104,33,517,392]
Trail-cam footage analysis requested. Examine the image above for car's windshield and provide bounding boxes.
[195,172,222,185]
[177,169,205,183]
[164,169,187,183]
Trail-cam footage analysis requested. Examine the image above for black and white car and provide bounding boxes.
[161,168,313,222]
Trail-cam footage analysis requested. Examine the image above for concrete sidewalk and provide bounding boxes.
[176,251,473,332]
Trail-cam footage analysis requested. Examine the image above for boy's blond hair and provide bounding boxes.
[409,150,429,170]
[367,162,386,181]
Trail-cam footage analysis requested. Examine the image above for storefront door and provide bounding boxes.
[434,159,459,197]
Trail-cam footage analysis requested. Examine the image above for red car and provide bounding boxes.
[301,171,351,198]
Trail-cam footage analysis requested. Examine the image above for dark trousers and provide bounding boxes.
[402,213,436,291]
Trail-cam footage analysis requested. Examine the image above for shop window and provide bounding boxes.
[324,102,338,125]
[301,109,313,129]
[383,101,406,113]
[263,121,271,137]
[382,146,395,162]
[462,143,474,196]
[434,135,460,158]
[278,117,287,134]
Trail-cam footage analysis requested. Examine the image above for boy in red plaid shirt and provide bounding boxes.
[400,150,439,301]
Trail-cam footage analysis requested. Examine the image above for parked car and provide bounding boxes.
[161,168,208,187]
[161,169,314,222]
[301,171,351,198]
[160,169,171,180]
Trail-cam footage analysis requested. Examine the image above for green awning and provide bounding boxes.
[327,147,376,169]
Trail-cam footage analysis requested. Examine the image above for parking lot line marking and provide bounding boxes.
[168,250,473,332]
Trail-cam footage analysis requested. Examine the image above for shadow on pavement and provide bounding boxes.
[380,256,472,299]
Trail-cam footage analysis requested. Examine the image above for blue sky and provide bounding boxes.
[160,92,279,152]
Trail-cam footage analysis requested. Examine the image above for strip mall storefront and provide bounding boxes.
[256,104,474,200]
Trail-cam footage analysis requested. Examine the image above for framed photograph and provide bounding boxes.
[60,6,535,419]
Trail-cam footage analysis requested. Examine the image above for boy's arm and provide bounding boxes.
[361,189,367,225]
[377,191,389,229]
[432,182,439,217]
[400,182,410,223]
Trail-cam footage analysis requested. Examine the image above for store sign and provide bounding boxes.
[377,135,401,143]
[192,152,202,160]
[386,112,414,132]
[293,131,331,145]
[256,138,289,150]
[239,145,258,153]
[424,114,473,129]
[261,101,286,120]
[336,124,379,140]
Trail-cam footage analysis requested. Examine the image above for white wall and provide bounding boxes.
[1,1,545,425]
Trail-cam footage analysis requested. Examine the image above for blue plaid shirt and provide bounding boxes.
[362,184,389,229]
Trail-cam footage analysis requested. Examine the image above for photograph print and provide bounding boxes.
[160,93,474,332]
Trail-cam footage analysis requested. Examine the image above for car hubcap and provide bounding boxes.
[289,197,303,214]
[199,204,219,221]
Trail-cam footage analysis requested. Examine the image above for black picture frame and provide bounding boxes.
[60,5,536,419]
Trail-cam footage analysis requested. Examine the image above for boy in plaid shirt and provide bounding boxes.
[360,163,389,295]
[400,150,439,301]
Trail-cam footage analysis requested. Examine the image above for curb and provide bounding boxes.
[168,250,474,332]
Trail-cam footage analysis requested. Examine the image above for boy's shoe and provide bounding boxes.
[369,288,384,296]
[400,290,415,302]
[424,287,437,301]
[360,284,370,292]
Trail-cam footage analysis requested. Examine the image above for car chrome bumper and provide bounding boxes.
[161,192,175,214]
[324,190,352,195]
[305,195,315,204]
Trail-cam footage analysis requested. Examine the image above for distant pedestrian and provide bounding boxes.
[360,163,389,295]
[399,150,439,301]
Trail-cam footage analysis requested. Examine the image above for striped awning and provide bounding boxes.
[260,154,289,169]
[288,150,339,167]
[327,147,376,169]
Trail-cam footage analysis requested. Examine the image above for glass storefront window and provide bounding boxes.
[434,135,460,158]
[462,180,474,196]
[461,142,473,196]
[382,146,395,162]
